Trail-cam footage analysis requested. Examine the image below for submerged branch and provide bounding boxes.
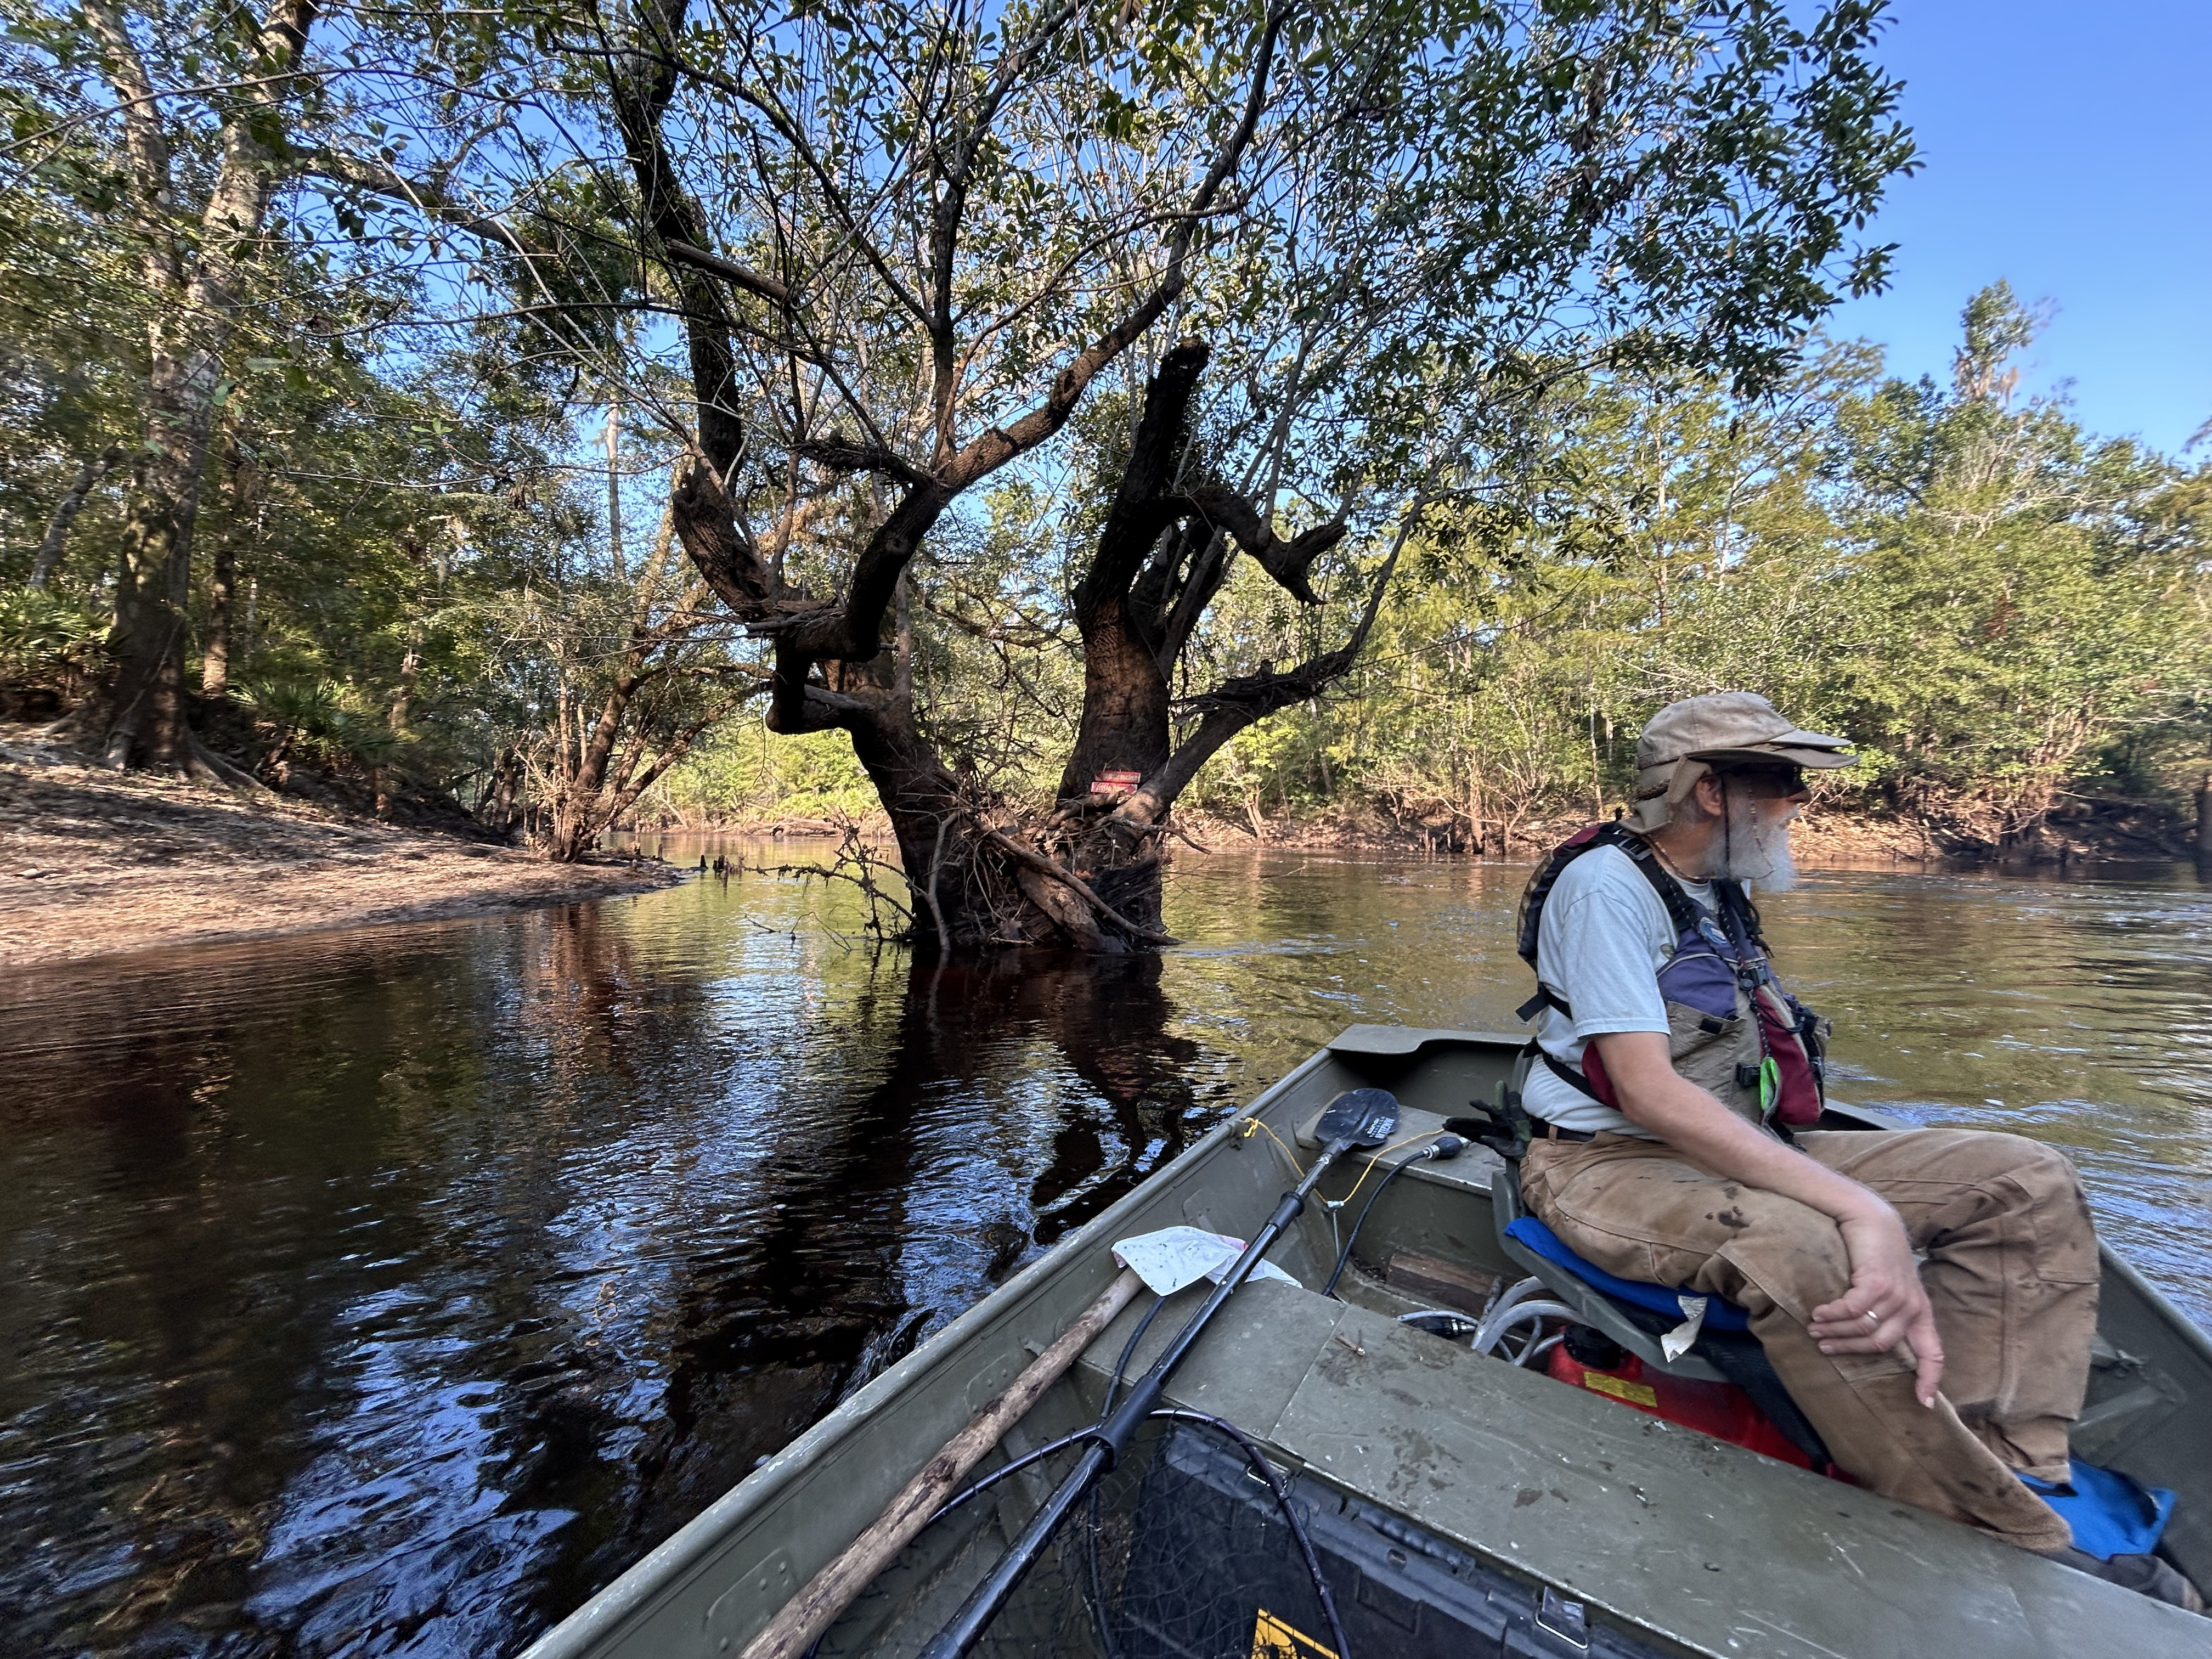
[966,814,1177,946]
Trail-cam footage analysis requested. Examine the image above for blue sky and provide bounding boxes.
[1819,0,2211,458]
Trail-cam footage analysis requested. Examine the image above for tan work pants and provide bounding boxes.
[1520,1126,2098,1552]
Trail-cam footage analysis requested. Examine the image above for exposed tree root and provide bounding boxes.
[187,737,273,795]
[967,816,1178,946]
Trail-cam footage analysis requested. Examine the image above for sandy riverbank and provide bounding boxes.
[0,728,684,969]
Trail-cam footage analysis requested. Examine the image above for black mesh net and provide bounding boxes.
[812,1416,1342,1659]
[814,1414,1663,1659]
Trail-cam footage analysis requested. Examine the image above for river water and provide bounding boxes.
[3,848,2208,1657]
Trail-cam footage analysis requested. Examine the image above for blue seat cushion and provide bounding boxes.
[1504,1214,1751,1331]
[2020,1461,2176,1561]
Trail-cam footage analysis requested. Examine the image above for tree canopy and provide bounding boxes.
[8,0,2196,932]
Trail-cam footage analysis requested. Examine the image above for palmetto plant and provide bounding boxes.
[0,589,108,690]
[234,673,404,770]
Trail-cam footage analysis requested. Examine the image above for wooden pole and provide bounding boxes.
[739,1268,1146,1659]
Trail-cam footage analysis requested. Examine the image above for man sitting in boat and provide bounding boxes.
[1514,690,2159,1581]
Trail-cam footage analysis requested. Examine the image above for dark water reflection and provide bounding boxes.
[2,847,2208,1656]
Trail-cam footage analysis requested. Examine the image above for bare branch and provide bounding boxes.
[795,434,934,489]
[926,0,1082,459]
[663,238,791,305]
[305,152,550,262]
[1173,485,1347,605]
[774,479,953,662]
[1117,495,1425,823]
[936,4,1293,492]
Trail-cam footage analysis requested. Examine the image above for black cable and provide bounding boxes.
[927,1429,1094,1523]
[1150,1409,1352,1659]
[1321,1158,1417,1296]
[920,1295,1165,1532]
[1102,1293,1167,1415]
[926,1293,1167,1528]
[1321,1136,1463,1297]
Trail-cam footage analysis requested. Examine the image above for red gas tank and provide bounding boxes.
[1544,1332,1847,1477]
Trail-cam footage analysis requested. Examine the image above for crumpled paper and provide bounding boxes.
[1661,1294,1708,1362]
[1111,1226,1304,1296]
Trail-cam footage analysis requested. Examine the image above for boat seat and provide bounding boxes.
[1503,1212,1752,1332]
[1491,1161,1736,1382]
[1491,1161,1838,1470]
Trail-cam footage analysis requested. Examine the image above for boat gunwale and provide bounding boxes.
[2098,1231,2212,1369]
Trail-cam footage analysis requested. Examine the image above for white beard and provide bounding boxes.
[1714,793,1799,891]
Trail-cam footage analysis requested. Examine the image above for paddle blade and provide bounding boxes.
[1313,1088,1400,1149]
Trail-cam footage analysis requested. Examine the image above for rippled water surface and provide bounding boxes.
[3,848,2209,1657]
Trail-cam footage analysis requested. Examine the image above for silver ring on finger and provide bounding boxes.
[1864,1310,1880,1326]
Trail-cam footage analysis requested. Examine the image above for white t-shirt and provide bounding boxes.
[1520,844,1717,1137]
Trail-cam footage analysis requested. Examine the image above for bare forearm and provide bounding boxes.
[1590,1033,1888,1226]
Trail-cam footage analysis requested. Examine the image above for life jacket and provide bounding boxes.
[1514,822,1830,1130]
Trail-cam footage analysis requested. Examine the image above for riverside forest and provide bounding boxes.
[6,0,2208,952]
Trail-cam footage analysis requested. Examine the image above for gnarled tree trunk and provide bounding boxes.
[589,0,1387,952]
[685,346,1387,954]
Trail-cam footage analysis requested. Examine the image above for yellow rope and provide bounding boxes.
[1239,1114,1303,1177]
[1333,1131,1441,1209]
[1242,1118,1437,1206]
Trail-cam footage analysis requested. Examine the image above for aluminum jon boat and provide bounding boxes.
[523,1026,2212,1659]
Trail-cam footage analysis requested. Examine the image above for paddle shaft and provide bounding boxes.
[738,1269,1146,1659]
[917,1140,1354,1659]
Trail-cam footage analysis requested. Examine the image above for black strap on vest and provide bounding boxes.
[1520,824,1754,980]
[1709,877,1773,989]
[1615,831,1712,940]
[1541,1048,1605,1102]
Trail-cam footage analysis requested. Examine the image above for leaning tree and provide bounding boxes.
[317,0,1912,947]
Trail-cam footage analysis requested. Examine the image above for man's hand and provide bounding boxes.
[1591,1030,1948,1406]
[1808,1209,1946,1406]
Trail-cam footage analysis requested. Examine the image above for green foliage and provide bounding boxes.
[0,585,104,687]
[1175,286,2212,849]
[233,670,405,769]
[5,0,2185,866]
[0,0,610,798]
[663,721,882,827]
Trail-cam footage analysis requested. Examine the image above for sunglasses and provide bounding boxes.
[1714,764,1808,796]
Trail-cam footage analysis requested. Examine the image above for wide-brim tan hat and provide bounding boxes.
[1626,691,1855,831]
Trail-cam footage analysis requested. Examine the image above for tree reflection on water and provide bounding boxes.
[0,888,1233,1657]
